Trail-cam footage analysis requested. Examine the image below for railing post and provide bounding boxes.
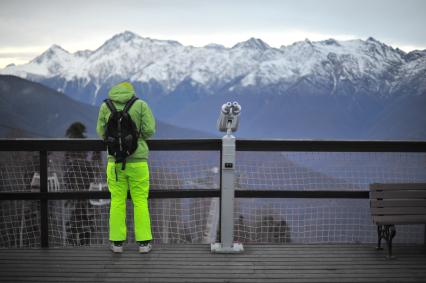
[39,150,49,248]
[424,225,426,249]
[218,147,222,242]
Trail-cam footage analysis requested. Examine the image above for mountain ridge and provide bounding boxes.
[1,31,425,139]
[2,30,425,106]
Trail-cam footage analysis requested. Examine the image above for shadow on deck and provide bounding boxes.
[1,244,426,282]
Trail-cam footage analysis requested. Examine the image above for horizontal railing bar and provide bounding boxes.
[235,190,369,198]
[149,139,221,151]
[151,190,220,198]
[236,140,426,152]
[0,139,105,151]
[0,190,220,200]
[0,190,369,200]
[1,139,426,152]
[0,139,221,151]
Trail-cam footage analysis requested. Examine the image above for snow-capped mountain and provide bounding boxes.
[1,31,425,139]
[2,31,424,104]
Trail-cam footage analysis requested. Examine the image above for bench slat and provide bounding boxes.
[370,183,426,191]
[370,183,426,225]
[371,207,426,215]
[370,199,426,208]
[373,215,426,225]
[370,190,426,199]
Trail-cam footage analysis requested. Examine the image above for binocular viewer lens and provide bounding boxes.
[221,101,241,115]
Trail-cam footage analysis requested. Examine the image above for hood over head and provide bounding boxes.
[108,81,135,103]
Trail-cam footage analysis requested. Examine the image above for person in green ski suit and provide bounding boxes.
[96,81,155,253]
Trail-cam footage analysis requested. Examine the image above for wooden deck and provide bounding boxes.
[1,244,425,282]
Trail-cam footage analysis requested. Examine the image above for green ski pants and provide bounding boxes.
[107,161,152,242]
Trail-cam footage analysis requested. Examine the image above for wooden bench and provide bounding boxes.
[369,183,426,258]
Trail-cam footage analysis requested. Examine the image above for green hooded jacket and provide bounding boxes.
[96,82,156,163]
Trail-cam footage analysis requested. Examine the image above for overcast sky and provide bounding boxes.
[0,0,425,68]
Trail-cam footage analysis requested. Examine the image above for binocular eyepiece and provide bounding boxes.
[217,101,241,133]
[221,101,241,115]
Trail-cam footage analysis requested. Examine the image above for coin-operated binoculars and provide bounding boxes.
[217,102,241,134]
[211,102,244,253]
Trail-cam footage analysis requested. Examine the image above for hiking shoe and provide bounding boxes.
[138,242,152,253]
[110,241,123,253]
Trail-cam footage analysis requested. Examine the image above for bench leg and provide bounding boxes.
[376,225,384,250]
[376,224,396,259]
[385,225,396,259]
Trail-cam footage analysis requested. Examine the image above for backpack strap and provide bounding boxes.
[123,96,139,114]
[104,99,117,114]
[123,96,143,138]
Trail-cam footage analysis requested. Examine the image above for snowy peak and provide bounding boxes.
[94,30,183,54]
[283,38,319,60]
[284,37,405,65]
[319,38,341,47]
[233,37,271,51]
[365,37,393,50]
[363,37,402,58]
[204,43,226,50]
[111,30,139,42]
[94,30,142,52]
[32,44,70,64]
[285,38,317,51]
[405,49,426,61]
[366,36,380,43]
[48,44,69,53]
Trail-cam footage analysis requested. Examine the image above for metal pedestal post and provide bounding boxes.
[211,134,244,253]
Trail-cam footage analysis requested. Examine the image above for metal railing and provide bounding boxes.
[1,138,425,247]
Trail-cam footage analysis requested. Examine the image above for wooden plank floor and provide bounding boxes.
[1,244,425,283]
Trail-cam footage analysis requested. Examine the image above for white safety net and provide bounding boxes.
[46,150,219,246]
[234,198,424,244]
[48,198,218,247]
[234,152,426,244]
[0,152,39,192]
[1,150,425,247]
[0,200,40,248]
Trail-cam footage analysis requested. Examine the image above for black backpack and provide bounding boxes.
[104,96,140,170]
